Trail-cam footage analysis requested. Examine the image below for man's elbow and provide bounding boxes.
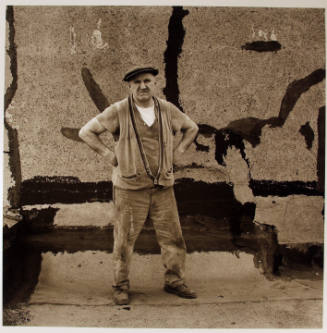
[78,126,89,141]
[194,123,199,134]
[192,123,199,137]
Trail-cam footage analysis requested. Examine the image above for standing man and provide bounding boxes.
[79,66,199,305]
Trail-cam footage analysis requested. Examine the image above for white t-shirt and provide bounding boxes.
[135,104,155,127]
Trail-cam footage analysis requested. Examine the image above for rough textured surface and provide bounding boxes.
[22,202,115,228]
[7,6,325,183]
[255,195,324,244]
[18,251,324,328]
[3,6,325,274]
[11,6,170,181]
[20,300,323,328]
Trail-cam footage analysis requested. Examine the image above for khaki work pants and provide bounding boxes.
[112,186,186,290]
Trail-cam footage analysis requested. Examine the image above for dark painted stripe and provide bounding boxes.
[19,176,323,207]
[241,41,281,52]
[5,6,22,209]
[195,69,325,167]
[249,180,322,197]
[61,67,110,141]
[215,129,249,167]
[3,244,42,305]
[60,127,83,142]
[163,6,189,111]
[5,6,17,111]
[299,121,314,150]
[277,69,325,126]
[81,67,110,112]
[20,177,113,205]
[317,106,325,193]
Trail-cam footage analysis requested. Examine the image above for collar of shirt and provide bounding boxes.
[135,104,155,126]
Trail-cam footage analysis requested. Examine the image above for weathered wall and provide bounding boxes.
[4,6,325,255]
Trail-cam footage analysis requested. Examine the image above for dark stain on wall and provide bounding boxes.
[229,201,256,240]
[277,69,325,126]
[20,207,60,231]
[249,180,321,197]
[16,176,322,280]
[60,127,83,142]
[299,121,314,149]
[20,176,113,205]
[277,244,323,269]
[18,177,281,277]
[61,67,111,141]
[241,41,282,52]
[63,5,190,141]
[215,129,249,166]
[5,6,17,110]
[20,176,322,207]
[317,106,325,193]
[81,66,110,111]
[4,243,42,305]
[195,69,325,174]
[163,6,189,111]
[5,6,22,209]
[225,69,325,146]
[175,178,240,218]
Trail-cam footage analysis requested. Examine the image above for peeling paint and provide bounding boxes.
[250,28,278,42]
[258,30,269,41]
[70,26,77,55]
[91,19,108,50]
[195,68,325,173]
[255,195,324,244]
[224,147,254,204]
[270,29,277,41]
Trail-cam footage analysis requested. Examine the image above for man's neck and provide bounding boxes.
[133,96,154,108]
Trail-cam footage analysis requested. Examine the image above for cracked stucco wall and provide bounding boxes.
[4,6,325,247]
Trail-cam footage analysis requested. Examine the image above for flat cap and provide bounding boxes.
[123,66,159,82]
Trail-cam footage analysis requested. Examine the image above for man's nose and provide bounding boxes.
[140,81,147,89]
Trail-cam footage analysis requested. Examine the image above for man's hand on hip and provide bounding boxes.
[173,146,185,166]
[102,149,118,167]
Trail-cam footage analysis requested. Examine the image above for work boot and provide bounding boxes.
[113,287,129,305]
[164,283,197,299]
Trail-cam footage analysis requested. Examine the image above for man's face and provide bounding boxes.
[128,73,157,105]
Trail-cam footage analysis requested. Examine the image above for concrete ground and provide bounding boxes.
[3,251,324,329]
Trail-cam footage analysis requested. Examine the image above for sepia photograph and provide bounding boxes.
[2,0,326,329]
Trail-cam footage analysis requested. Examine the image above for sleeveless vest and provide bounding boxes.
[112,97,175,190]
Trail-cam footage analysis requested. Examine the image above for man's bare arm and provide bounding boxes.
[172,111,199,156]
[79,110,119,165]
